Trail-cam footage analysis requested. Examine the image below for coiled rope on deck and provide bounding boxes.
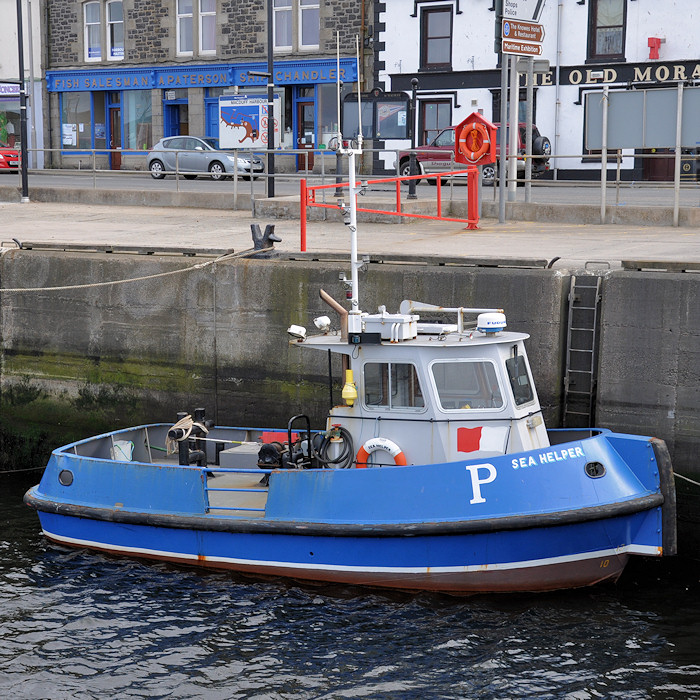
[0,246,271,294]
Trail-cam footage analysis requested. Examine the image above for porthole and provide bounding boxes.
[58,469,74,486]
[584,462,606,479]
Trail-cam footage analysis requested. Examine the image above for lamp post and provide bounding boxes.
[407,77,419,199]
[266,0,275,198]
[16,0,29,202]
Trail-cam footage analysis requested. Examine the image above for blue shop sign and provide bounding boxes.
[47,58,358,93]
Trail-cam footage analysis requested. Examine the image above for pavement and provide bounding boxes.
[1,198,700,272]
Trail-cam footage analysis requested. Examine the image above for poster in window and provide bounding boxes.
[62,123,77,146]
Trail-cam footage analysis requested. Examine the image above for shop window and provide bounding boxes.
[431,360,504,411]
[107,1,124,60]
[343,90,410,141]
[84,2,102,62]
[200,0,216,54]
[60,92,93,149]
[588,0,626,62]
[274,0,319,52]
[420,6,452,71]
[124,90,152,151]
[364,363,424,410]
[420,99,451,145]
[177,0,194,55]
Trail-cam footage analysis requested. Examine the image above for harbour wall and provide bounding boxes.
[1,250,698,545]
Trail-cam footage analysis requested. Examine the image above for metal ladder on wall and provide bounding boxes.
[563,271,604,428]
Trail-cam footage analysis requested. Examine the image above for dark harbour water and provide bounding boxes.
[2,476,700,700]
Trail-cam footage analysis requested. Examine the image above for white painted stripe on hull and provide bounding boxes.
[42,528,662,574]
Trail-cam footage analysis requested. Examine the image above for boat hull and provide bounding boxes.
[33,507,657,593]
[25,426,675,594]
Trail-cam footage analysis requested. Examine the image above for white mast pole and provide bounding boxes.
[346,36,362,330]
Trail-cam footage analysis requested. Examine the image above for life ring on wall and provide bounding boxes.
[458,122,490,163]
[356,437,407,468]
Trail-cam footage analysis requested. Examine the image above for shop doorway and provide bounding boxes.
[296,101,315,170]
[109,107,121,170]
[164,102,189,137]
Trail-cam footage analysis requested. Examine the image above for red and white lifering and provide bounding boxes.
[458,122,490,163]
[355,437,407,468]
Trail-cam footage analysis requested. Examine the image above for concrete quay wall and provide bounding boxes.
[1,250,698,483]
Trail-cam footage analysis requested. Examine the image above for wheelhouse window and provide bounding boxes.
[364,363,424,410]
[588,0,626,61]
[177,0,194,55]
[107,1,124,60]
[199,0,216,54]
[84,2,102,62]
[505,353,534,406]
[431,361,504,411]
[420,6,452,71]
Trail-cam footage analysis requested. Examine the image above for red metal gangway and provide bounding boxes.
[299,168,480,252]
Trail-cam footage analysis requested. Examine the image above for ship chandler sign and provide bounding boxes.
[46,58,358,93]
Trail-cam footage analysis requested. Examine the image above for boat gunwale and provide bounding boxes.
[24,488,663,538]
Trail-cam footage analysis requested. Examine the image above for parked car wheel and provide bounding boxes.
[399,158,421,185]
[482,163,497,186]
[209,161,227,181]
[149,160,166,179]
[183,174,198,180]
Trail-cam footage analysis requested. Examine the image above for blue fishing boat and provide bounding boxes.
[24,125,676,595]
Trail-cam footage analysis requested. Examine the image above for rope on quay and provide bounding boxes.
[0,246,271,294]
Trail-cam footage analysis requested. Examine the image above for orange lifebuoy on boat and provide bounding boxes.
[458,122,490,163]
[356,437,407,468]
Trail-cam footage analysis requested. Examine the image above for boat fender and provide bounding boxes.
[356,437,407,468]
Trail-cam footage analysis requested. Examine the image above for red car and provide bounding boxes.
[0,141,20,172]
[397,123,551,185]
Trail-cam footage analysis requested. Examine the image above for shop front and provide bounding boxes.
[46,58,358,171]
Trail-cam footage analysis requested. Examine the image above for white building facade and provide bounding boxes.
[374,0,700,181]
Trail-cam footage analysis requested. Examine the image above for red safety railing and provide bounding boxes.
[300,167,480,252]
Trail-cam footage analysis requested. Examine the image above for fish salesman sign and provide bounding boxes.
[219,94,281,149]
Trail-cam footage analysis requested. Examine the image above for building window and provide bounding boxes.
[107,1,124,60]
[588,0,626,61]
[199,0,216,54]
[274,0,319,52]
[124,90,152,151]
[84,2,102,62]
[60,92,93,149]
[274,0,293,51]
[420,7,452,71]
[299,0,319,50]
[177,0,194,55]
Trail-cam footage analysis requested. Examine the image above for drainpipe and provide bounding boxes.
[553,0,563,181]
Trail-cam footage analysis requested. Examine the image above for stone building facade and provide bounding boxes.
[44,0,373,170]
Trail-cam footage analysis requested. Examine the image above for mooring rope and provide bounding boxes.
[675,472,700,488]
[0,246,271,294]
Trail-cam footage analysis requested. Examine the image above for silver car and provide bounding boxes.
[147,136,264,181]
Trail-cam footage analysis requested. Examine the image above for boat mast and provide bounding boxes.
[335,34,364,333]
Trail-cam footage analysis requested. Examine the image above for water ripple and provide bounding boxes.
[2,478,700,699]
